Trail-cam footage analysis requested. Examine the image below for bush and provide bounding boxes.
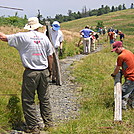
[0,16,27,28]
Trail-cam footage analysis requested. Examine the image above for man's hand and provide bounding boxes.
[0,32,8,42]
[111,73,116,77]
[59,49,63,56]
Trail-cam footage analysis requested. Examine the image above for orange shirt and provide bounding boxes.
[108,32,115,40]
[117,49,134,81]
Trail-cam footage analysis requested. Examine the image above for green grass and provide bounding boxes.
[0,9,134,133]
[61,9,134,34]
[49,9,134,134]
[50,47,134,134]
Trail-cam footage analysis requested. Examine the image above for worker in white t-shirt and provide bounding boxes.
[45,21,64,83]
[0,17,54,133]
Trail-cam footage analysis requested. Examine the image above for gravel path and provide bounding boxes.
[36,54,87,130]
[10,44,102,133]
[49,54,86,124]
[38,44,103,127]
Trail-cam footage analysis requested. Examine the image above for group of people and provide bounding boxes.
[107,27,125,44]
[80,24,134,111]
[0,17,133,134]
[79,25,125,55]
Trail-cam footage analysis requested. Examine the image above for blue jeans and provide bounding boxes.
[110,39,114,44]
[122,79,134,109]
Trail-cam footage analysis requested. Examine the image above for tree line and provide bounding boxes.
[0,3,133,28]
[39,3,134,24]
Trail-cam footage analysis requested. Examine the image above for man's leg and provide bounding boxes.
[122,80,134,109]
[37,70,53,127]
[22,69,40,132]
[83,39,87,54]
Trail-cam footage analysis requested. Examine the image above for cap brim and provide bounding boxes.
[111,47,117,52]
[52,26,60,31]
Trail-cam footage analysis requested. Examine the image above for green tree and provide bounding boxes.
[90,9,98,16]
[81,6,88,17]
[68,10,72,16]
[15,12,18,17]
[97,8,104,16]
[77,11,82,18]
[24,14,27,20]
[37,9,43,24]
[131,3,134,9]
[122,4,126,10]
[118,5,122,10]
[111,6,115,12]
[104,5,110,14]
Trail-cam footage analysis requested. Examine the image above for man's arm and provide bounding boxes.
[48,55,53,77]
[111,65,121,77]
[0,32,8,42]
[59,42,63,56]
[59,42,63,49]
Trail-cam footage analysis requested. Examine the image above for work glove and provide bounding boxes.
[111,73,116,78]
[59,49,63,56]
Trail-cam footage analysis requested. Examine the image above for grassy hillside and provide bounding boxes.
[51,9,134,134]
[0,9,134,133]
[61,9,134,51]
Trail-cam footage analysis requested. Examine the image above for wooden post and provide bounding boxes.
[45,21,62,86]
[114,71,122,122]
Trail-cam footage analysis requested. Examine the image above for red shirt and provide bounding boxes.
[108,32,115,40]
[117,49,134,81]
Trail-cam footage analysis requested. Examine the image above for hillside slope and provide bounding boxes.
[0,9,134,133]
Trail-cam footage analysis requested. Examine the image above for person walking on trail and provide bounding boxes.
[90,34,96,52]
[107,30,115,44]
[118,30,125,42]
[45,21,64,83]
[0,17,54,134]
[80,25,94,54]
[102,27,107,35]
[111,41,134,110]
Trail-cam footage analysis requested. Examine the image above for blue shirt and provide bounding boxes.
[80,28,93,38]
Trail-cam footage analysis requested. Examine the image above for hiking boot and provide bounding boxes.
[24,126,40,134]
[52,80,56,83]
[43,123,53,131]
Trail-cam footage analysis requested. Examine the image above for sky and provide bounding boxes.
[0,0,133,18]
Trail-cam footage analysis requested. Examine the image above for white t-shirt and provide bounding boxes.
[45,29,63,48]
[7,31,54,70]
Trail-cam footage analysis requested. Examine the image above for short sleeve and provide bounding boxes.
[117,56,123,67]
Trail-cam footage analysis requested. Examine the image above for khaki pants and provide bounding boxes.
[22,69,52,128]
[91,38,96,51]
[83,37,91,54]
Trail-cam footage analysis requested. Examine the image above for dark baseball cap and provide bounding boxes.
[111,41,123,52]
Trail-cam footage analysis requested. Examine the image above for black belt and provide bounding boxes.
[25,68,46,71]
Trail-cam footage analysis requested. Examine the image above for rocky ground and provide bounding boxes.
[9,44,102,134]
